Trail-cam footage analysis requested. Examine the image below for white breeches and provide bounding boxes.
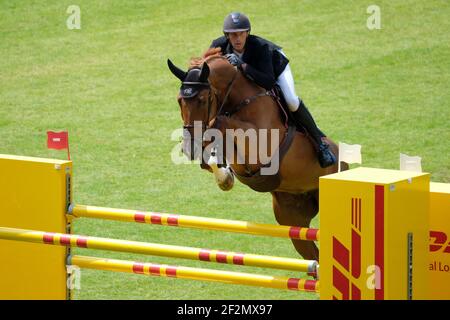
[276,50,300,112]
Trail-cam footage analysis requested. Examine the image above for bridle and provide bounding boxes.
[180,67,241,166]
[182,65,270,132]
[180,61,285,167]
[181,81,212,133]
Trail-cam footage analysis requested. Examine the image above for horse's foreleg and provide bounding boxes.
[271,191,319,262]
[215,115,264,173]
[202,116,235,191]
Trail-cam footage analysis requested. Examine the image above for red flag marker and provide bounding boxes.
[47,131,71,160]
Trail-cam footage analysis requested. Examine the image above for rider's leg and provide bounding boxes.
[276,59,336,168]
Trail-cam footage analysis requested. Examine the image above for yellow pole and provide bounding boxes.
[70,204,319,241]
[70,255,319,293]
[0,227,317,273]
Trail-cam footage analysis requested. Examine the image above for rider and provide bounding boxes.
[209,12,336,168]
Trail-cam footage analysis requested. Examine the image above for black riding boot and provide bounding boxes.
[291,99,336,168]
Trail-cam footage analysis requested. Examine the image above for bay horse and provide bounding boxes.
[168,50,346,261]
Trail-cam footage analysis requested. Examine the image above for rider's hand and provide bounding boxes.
[225,53,243,67]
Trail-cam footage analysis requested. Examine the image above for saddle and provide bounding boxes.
[271,85,306,134]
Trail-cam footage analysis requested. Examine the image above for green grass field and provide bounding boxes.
[1,0,449,300]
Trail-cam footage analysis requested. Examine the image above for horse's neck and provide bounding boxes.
[227,74,284,130]
[214,73,287,176]
[208,60,284,129]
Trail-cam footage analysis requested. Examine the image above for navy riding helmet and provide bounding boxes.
[223,12,251,34]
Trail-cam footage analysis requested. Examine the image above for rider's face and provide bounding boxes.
[227,31,249,53]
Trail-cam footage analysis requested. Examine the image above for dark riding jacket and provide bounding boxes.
[210,35,289,90]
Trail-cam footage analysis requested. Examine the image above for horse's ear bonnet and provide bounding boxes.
[168,59,210,99]
[179,68,205,98]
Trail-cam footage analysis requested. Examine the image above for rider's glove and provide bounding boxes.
[225,53,244,68]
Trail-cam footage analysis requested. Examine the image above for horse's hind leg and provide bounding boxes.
[271,190,319,261]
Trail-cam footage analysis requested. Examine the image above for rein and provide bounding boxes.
[213,69,282,128]
[215,70,239,119]
[183,63,286,132]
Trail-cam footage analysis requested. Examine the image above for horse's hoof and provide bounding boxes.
[217,170,234,191]
[216,168,234,191]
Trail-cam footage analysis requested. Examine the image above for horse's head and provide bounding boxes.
[167,52,249,191]
[167,56,236,191]
[167,59,215,161]
[167,54,238,160]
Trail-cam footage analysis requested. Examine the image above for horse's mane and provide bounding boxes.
[189,47,226,69]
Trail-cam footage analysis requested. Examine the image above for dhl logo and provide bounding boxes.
[430,231,450,253]
[331,198,362,300]
[332,188,385,300]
